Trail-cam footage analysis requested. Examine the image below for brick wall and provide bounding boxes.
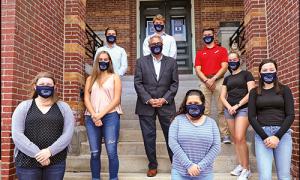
[1,0,65,179]
[64,0,87,125]
[265,0,299,177]
[244,0,299,178]
[86,0,136,74]
[194,0,244,50]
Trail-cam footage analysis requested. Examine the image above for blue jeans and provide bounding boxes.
[85,112,120,180]
[16,160,66,180]
[255,126,292,180]
[171,168,213,180]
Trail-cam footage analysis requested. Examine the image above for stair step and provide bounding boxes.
[66,155,261,173]
[64,172,279,180]
[80,142,253,156]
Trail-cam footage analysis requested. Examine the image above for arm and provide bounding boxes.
[84,76,96,116]
[248,89,269,140]
[169,37,177,59]
[162,60,179,104]
[195,66,208,82]
[197,119,221,170]
[118,48,128,76]
[274,86,295,139]
[99,74,122,115]
[11,100,41,158]
[212,62,228,80]
[236,81,255,107]
[48,102,75,156]
[134,59,152,103]
[143,37,151,56]
[220,85,231,110]
[168,118,193,169]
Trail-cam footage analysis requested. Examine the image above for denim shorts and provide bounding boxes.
[224,107,248,120]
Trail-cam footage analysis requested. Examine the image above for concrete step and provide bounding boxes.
[117,129,166,142]
[66,155,261,173]
[80,141,253,156]
[64,172,278,180]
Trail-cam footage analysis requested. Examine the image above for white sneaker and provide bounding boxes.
[230,164,243,176]
[237,169,251,180]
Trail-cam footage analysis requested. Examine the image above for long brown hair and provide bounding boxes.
[31,72,59,103]
[257,59,283,95]
[88,51,114,92]
[174,89,205,120]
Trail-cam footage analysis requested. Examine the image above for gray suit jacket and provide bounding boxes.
[134,55,179,116]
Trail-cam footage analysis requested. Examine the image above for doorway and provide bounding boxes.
[140,0,192,74]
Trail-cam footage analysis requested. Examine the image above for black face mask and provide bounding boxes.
[99,61,109,71]
[106,35,116,43]
[260,72,277,84]
[154,24,164,32]
[228,61,240,71]
[203,36,214,44]
[150,44,163,55]
[186,104,205,118]
[36,86,54,98]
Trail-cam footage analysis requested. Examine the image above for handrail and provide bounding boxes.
[229,21,246,54]
[85,23,104,59]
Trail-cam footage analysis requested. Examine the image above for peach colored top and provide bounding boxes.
[85,74,123,115]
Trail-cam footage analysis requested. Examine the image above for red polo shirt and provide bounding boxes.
[194,44,228,76]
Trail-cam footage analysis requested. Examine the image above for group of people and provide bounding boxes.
[11,14,295,180]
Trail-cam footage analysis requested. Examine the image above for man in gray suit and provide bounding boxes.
[134,35,179,177]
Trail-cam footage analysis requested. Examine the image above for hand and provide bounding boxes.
[40,158,51,166]
[187,164,200,176]
[157,98,167,106]
[228,106,236,115]
[95,120,103,127]
[35,148,51,163]
[149,99,161,108]
[205,78,216,91]
[92,112,105,122]
[264,136,279,148]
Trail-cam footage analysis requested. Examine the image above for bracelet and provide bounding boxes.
[204,79,208,83]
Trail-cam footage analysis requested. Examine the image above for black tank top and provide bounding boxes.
[15,100,67,167]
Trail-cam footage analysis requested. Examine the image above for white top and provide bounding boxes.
[143,32,177,59]
[95,44,128,76]
[152,55,163,81]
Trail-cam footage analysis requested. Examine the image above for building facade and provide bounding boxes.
[1,0,299,179]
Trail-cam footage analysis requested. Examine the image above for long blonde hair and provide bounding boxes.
[31,72,59,103]
[88,51,114,92]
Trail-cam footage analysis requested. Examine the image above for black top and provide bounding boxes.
[15,100,67,167]
[223,70,254,109]
[248,85,295,140]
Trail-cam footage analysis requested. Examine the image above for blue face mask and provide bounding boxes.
[186,104,205,118]
[36,86,54,98]
[228,61,240,71]
[106,35,116,43]
[150,44,163,55]
[154,24,164,32]
[260,72,277,84]
[99,61,109,71]
[203,36,214,44]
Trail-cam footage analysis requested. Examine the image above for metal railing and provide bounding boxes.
[85,23,103,59]
[229,21,246,54]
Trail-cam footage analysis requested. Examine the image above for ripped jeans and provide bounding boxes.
[85,112,120,180]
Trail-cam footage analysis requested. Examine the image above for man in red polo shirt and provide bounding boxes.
[194,28,231,143]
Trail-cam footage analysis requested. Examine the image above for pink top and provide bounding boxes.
[85,74,123,115]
